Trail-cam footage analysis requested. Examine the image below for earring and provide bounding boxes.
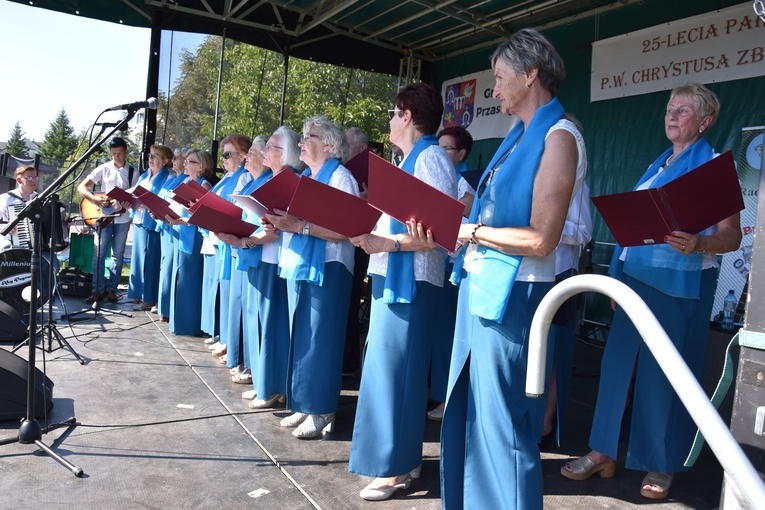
[527,82,532,89]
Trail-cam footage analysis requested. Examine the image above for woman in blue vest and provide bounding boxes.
[208,135,252,363]
[128,144,171,311]
[217,136,271,381]
[164,149,214,336]
[439,29,577,510]
[264,115,358,439]
[561,83,741,500]
[348,82,457,501]
[154,149,189,322]
[222,126,302,407]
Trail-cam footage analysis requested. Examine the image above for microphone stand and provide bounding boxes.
[0,113,137,477]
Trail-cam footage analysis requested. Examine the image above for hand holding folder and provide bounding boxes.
[592,151,744,247]
[366,153,464,251]
[106,187,141,209]
[286,177,381,238]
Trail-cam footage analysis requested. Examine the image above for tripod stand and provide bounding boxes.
[60,213,132,323]
[12,195,85,364]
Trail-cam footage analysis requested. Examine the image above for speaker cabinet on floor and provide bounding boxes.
[0,348,54,421]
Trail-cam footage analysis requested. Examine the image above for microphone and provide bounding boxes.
[95,122,121,128]
[105,97,159,112]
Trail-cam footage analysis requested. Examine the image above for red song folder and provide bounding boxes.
[186,204,257,237]
[188,189,243,217]
[286,176,382,238]
[592,151,744,247]
[344,147,373,189]
[133,187,180,221]
[172,182,207,207]
[249,169,301,214]
[106,187,141,208]
[367,153,463,251]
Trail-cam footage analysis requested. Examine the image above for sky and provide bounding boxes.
[0,1,205,143]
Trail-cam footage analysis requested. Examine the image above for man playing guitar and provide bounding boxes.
[77,137,139,303]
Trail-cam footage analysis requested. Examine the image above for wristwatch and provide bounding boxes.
[392,235,400,252]
[302,222,311,236]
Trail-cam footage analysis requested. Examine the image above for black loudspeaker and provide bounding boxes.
[0,348,54,421]
[0,299,27,343]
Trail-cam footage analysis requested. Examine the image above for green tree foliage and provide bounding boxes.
[157,36,397,155]
[5,121,30,158]
[39,109,79,167]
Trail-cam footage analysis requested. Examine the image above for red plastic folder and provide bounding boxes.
[249,169,301,214]
[344,148,373,189]
[367,153,463,251]
[133,187,180,221]
[172,182,207,207]
[592,151,744,247]
[106,186,141,208]
[188,189,242,216]
[286,177,382,238]
[186,204,257,237]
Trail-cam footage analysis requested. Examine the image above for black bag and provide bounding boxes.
[58,267,92,297]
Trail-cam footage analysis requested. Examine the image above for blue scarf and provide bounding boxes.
[155,172,188,235]
[278,158,341,285]
[217,164,250,280]
[450,97,564,322]
[610,138,715,298]
[134,167,169,230]
[236,169,273,270]
[382,135,438,304]
[455,161,468,175]
[178,176,208,254]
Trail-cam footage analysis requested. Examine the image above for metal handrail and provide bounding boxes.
[525,274,765,509]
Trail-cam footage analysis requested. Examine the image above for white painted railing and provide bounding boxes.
[525,274,765,509]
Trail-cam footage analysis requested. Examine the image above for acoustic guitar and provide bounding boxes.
[80,193,126,227]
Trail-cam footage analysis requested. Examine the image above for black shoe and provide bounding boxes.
[85,292,103,304]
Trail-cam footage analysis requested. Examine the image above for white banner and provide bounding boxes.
[712,126,763,321]
[441,69,517,140]
[591,2,765,102]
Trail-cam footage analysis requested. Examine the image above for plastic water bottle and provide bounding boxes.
[721,290,736,330]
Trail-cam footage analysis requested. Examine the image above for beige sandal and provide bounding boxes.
[560,456,616,481]
[640,472,673,500]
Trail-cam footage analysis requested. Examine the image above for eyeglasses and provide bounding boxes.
[264,144,283,152]
[173,156,185,161]
[387,109,404,121]
[148,153,162,160]
[441,146,459,152]
[300,134,322,143]
[20,175,38,181]
[221,151,239,160]
[185,160,200,166]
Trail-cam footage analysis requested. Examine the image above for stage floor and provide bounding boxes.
[0,288,729,509]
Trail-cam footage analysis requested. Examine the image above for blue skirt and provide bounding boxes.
[200,250,220,337]
[169,230,203,336]
[349,276,439,477]
[127,226,161,303]
[157,228,175,317]
[286,262,352,414]
[440,277,554,510]
[246,262,290,397]
[589,269,718,472]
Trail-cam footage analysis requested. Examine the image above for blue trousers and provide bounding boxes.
[92,221,130,293]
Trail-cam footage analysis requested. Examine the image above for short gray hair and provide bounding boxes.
[669,83,720,129]
[272,126,302,170]
[303,115,348,162]
[346,127,368,147]
[252,135,268,153]
[491,28,565,96]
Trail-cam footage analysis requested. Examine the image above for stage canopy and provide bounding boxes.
[8,0,639,75]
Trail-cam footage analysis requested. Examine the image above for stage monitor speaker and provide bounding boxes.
[0,348,54,421]
[0,299,27,343]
